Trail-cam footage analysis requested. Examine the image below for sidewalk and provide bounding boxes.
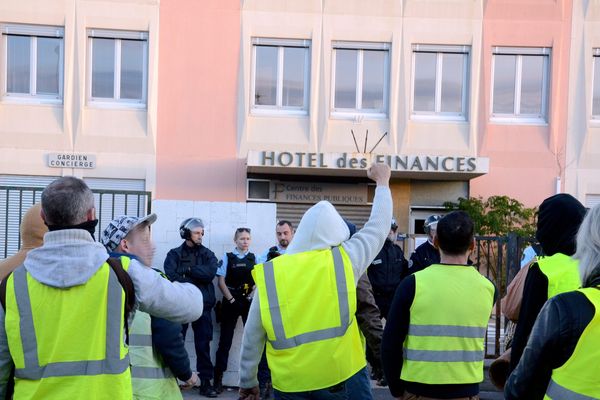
[181,381,504,400]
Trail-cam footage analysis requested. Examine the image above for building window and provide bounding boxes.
[411,45,469,120]
[491,47,550,123]
[331,41,389,118]
[592,49,600,119]
[2,24,64,101]
[251,38,310,115]
[87,29,148,106]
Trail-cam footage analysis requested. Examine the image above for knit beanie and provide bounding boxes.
[536,194,586,256]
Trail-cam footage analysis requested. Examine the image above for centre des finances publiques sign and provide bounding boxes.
[249,151,487,174]
[270,181,368,205]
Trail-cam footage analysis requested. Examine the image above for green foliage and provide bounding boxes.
[443,195,537,237]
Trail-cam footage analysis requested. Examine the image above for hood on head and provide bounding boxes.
[20,204,48,250]
[536,193,586,256]
[24,230,109,288]
[286,201,350,255]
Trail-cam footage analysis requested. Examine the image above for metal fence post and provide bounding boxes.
[506,232,520,286]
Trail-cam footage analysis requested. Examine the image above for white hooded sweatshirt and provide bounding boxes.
[239,185,392,389]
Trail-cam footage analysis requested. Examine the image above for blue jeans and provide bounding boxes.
[273,367,372,400]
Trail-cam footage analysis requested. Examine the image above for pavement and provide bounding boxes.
[181,318,506,399]
[182,379,505,399]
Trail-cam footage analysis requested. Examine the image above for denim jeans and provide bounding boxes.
[273,367,372,400]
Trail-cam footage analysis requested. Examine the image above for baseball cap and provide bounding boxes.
[101,213,157,252]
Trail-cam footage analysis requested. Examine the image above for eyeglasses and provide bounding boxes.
[236,227,251,233]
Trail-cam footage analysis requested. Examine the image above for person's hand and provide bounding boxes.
[179,372,199,389]
[367,163,391,187]
[239,385,260,399]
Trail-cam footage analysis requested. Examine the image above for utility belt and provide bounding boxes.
[227,283,253,297]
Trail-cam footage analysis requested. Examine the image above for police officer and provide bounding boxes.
[214,227,256,394]
[367,218,408,319]
[256,220,294,263]
[408,214,441,274]
[164,218,219,398]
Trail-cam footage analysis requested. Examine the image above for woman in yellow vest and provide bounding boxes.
[381,211,497,400]
[505,203,600,400]
[509,194,586,372]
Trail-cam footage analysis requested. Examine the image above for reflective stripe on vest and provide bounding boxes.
[546,379,598,400]
[544,287,600,400]
[262,246,350,350]
[401,265,494,384]
[537,253,580,299]
[253,246,365,392]
[12,265,129,379]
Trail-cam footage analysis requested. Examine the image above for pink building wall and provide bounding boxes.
[471,0,573,207]
[156,0,244,202]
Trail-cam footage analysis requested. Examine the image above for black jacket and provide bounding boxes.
[382,266,498,399]
[408,240,440,275]
[367,239,409,295]
[505,273,600,400]
[164,242,218,309]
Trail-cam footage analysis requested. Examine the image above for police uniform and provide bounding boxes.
[214,250,256,376]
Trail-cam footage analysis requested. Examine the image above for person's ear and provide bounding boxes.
[469,238,476,252]
[120,239,130,253]
[86,207,96,221]
[433,236,440,250]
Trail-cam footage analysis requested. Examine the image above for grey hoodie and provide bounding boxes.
[239,185,392,389]
[0,229,203,398]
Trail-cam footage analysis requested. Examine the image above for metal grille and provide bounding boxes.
[0,186,151,259]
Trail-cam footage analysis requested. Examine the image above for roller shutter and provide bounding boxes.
[275,203,372,229]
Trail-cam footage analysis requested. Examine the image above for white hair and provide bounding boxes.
[574,204,599,287]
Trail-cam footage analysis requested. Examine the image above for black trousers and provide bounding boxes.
[215,296,250,373]
[182,307,214,380]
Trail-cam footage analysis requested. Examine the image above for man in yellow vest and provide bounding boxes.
[0,176,204,399]
[505,203,600,399]
[509,194,586,373]
[101,214,200,399]
[238,163,392,400]
[382,211,497,400]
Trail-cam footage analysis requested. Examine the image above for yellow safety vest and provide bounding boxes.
[537,253,580,299]
[4,258,132,399]
[130,310,182,400]
[252,246,365,392]
[544,287,600,400]
[401,265,495,384]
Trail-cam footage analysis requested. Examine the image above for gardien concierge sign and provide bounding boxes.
[47,153,96,169]
[249,151,487,174]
